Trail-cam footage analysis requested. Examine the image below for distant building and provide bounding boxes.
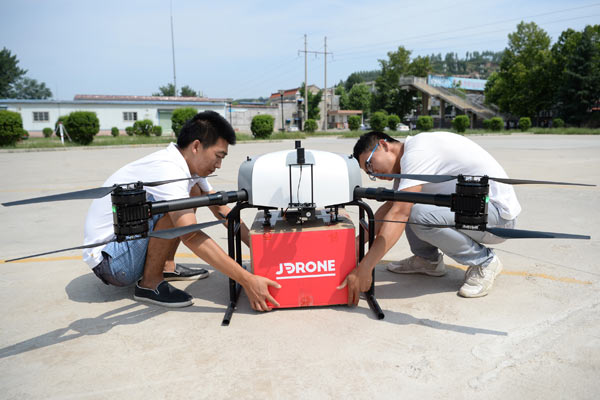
[0,95,229,136]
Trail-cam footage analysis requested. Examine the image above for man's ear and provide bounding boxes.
[191,139,202,154]
[380,139,389,151]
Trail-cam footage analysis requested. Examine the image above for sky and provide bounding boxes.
[1,0,599,101]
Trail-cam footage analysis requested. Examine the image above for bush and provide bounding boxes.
[416,115,434,131]
[369,111,388,131]
[518,117,532,132]
[250,114,274,138]
[304,119,317,133]
[452,115,470,133]
[43,127,53,138]
[483,119,492,130]
[171,107,198,137]
[0,110,25,146]
[348,115,361,131]
[490,116,504,131]
[132,119,154,136]
[552,118,565,128]
[125,127,134,136]
[152,125,162,136]
[21,129,29,140]
[64,111,100,145]
[387,114,401,131]
[111,127,119,137]
[54,115,68,137]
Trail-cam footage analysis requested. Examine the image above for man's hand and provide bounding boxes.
[337,267,372,306]
[242,274,281,312]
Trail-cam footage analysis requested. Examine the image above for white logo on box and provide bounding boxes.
[275,260,336,280]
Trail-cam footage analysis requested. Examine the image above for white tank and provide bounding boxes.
[238,148,362,209]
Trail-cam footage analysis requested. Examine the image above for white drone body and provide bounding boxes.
[238,147,362,209]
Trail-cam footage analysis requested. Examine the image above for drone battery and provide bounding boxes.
[249,210,355,308]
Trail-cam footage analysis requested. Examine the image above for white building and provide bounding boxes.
[0,95,229,136]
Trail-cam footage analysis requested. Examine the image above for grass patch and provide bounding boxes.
[529,127,600,135]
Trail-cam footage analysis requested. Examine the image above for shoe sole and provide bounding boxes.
[386,264,446,277]
[133,295,193,308]
[163,272,210,282]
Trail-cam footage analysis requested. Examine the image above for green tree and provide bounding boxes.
[0,48,27,98]
[484,22,553,124]
[371,46,429,118]
[347,83,371,116]
[299,85,322,120]
[11,77,52,99]
[551,25,600,126]
[171,107,197,137]
[179,85,198,97]
[344,72,364,91]
[153,83,176,96]
[335,85,350,110]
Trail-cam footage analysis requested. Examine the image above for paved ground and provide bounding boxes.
[0,134,599,399]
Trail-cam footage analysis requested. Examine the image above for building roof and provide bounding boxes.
[74,94,231,103]
[0,95,228,107]
[328,110,363,115]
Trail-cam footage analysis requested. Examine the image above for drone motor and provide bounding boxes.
[451,175,489,230]
[111,183,151,241]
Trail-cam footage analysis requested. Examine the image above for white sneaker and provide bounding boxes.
[386,253,446,276]
[458,256,503,298]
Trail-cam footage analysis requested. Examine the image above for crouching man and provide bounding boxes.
[83,111,280,310]
[339,131,520,304]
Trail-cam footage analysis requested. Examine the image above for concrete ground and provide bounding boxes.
[0,134,598,399]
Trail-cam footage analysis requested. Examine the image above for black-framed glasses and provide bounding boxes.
[365,142,380,181]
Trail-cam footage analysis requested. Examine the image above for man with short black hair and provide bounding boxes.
[339,131,520,304]
[83,111,280,310]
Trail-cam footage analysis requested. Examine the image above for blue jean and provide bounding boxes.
[93,211,163,287]
[406,203,515,267]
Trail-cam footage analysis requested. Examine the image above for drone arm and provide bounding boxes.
[150,190,248,215]
[354,187,452,208]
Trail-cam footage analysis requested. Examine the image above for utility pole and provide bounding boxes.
[170,0,177,97]
[323,36,327,131]
[304,34,308,124]
[298,34,332,130]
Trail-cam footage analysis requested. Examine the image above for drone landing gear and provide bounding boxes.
[221,201,384,326]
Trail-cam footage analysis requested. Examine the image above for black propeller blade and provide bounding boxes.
[2,175,215,207]
[485,227,590,240]
[370,173,595,187]
[4,220,223,263]
[374,219,590,240]
[2,186,116,207]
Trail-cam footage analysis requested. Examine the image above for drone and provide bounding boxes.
[2,141,594,325]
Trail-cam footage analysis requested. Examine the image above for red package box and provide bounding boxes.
[249,211,356,308]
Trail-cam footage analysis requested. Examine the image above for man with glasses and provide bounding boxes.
[338,131,520,305]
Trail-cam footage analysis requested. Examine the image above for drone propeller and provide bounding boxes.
[4,220,223,263]
[370,173,595,187]
[374,219,590,240]
[2,175,215,207]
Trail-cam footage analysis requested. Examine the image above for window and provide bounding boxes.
[123,112,138,121]
[33,111,49,122]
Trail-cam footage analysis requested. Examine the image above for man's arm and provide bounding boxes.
[199,188,251,247]
[169,208,280,311]
[340,184,423,306]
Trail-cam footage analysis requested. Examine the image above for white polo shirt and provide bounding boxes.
[82,143,212,268]
[393,131,521,220]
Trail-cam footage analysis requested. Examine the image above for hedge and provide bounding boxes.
[0,110,25,146]
[416,115,433,131]
[251,114,274,138]
[348,115,361,131]
[64,111,99,145]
